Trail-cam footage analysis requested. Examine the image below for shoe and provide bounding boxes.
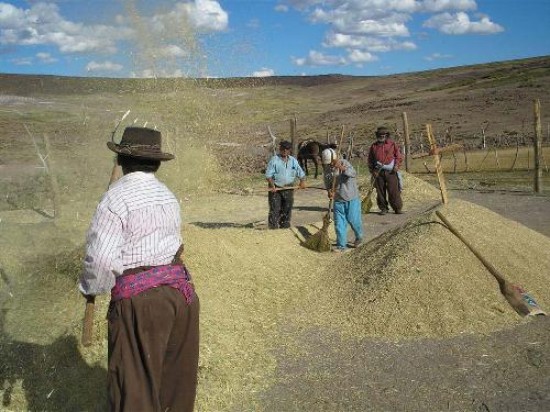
[395,209,403,214]
[353,239,363,248]
[332,247,349,253]
[379,209,388,215]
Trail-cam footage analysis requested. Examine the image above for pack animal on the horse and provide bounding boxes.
[297,140,338,179]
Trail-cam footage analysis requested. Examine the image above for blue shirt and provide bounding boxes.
[265,154,305,187]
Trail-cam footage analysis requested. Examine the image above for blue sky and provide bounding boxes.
[0,0,548,78]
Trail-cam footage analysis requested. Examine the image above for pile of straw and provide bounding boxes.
[302,199,550,339]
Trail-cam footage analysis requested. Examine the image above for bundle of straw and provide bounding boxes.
[303,211,332,252]
[361,170,379,214]
[303,126,344,252]
[361,186,374,214]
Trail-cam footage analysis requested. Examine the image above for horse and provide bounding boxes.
[297,140,338,179]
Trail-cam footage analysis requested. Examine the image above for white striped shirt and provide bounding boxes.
[79,171,182,295]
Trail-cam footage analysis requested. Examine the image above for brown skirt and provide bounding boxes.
[107,286,200,412]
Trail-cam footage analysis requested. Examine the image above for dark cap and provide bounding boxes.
[279,140,292,149]
[375,126,391,137]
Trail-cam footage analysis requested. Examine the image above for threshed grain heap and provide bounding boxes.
[305,197,550,339]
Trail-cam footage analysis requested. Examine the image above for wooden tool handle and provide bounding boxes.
[435,210,505,285]
[267,186,300,191]
[81,295,95,347]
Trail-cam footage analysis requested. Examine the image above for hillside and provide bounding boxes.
[1,56,550,411]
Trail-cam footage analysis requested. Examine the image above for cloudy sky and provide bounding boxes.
[0,0,548,78]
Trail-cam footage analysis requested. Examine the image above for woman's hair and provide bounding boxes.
[117,154,161,174]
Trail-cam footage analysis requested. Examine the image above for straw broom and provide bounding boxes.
[304,126,344,252]
[361,169,380,214]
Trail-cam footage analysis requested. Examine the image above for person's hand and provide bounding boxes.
[298,180,306,189]
[327,190,334,199]
[81,293,95,303]
[336,161,347,172]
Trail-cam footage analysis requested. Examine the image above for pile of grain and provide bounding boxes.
[302,198,550,339]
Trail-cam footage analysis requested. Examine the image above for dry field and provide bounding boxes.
[1,56,550,411]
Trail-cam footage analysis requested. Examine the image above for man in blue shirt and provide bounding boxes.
[265,140,306,228]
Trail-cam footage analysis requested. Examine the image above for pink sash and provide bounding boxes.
[111,264,194,304]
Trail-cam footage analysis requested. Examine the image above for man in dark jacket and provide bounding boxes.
[367,126,403,215]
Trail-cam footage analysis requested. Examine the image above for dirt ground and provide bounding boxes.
[207,187,550,412]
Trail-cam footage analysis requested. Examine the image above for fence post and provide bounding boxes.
[426,124,449,204]
[402,112,410,172]
[290,115,297,156]
[534,99,543,193]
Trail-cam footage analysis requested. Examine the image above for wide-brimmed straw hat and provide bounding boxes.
[107,127,174,161]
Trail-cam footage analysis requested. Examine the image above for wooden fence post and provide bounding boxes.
[426,124,449,204]
[290,115,298,156]
[402,112,410,172]
[534,99,543,193]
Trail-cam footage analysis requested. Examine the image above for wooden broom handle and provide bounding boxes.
[435,210,506,285]
[81,295,95,347]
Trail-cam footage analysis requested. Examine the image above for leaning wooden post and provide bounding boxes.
[402,112,411,172]
[426,124,449,204]
[290,115,298,155]
[534,99,543,193]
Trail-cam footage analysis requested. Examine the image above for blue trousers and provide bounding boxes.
[333,197,363,249]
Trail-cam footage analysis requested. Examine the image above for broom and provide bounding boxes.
[304,126,344,252]
[361,169,379,214]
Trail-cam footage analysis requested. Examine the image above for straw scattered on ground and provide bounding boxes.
[2,171,549,411]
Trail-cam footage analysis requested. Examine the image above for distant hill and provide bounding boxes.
[1,55,548,95]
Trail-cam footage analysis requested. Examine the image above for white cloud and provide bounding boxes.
[172,0,228,32]
[347,49,378,63]
[246,18,260,29]
[424,12,504,34]
[0,0,229,77]
[424,52,453,61]
[10,56,32,65]
[324,32,416,52]
[282,0,502,70]
[252,68,275,77]
[418,0,477,13]
[36,52,57,63]
[275,4,289,12]
[293,50,347,67]
[86,61,123,73]
[0,2,129,54]
[157,45,189,58]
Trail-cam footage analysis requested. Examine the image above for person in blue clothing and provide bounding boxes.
[321,147,364,252]
[265,140,306,229]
